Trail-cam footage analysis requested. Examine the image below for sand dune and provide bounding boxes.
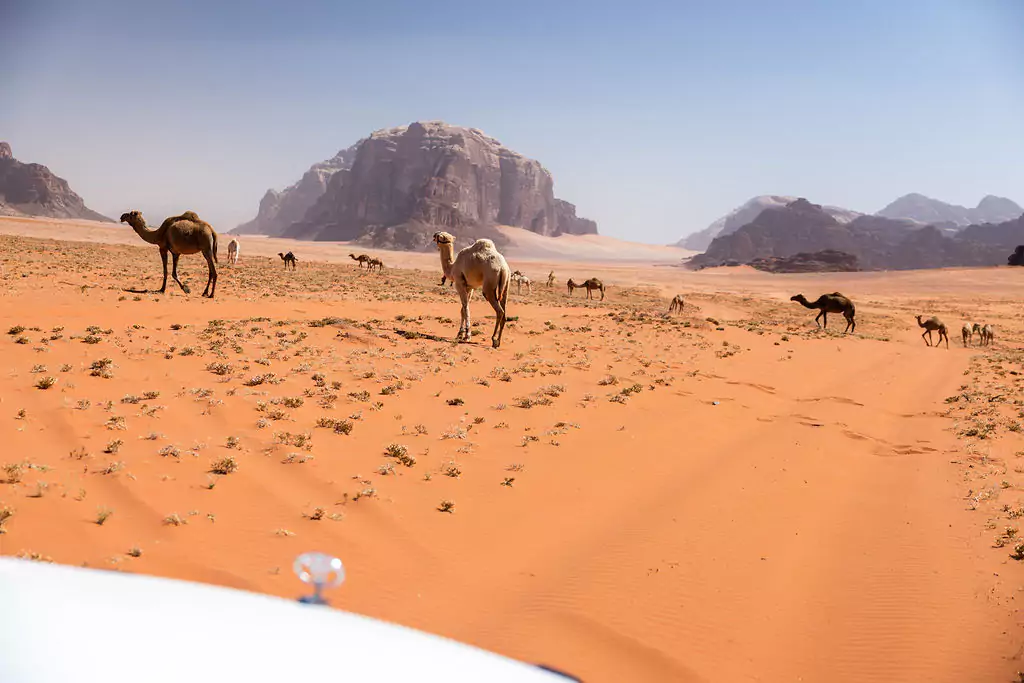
[0,220,1021,682]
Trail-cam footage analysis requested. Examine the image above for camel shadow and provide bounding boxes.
[122,286,162,294]
[393,327,485,346]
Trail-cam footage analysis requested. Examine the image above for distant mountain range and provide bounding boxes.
[876,193,1022,229]
[233,121,597,251]
[687,197,1024,271]
[679,195,863,252]
[0,142,111,222]
[678,193,1022,251]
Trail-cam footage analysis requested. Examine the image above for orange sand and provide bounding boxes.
[0,216,1021,682]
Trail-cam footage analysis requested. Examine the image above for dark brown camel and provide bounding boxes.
[121,210,219,298]
[916,315,949,349]
[278,252,298,270]
[790,292,856,333]
[567,278,605,301]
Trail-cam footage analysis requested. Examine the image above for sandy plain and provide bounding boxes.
[0,215,1021,682]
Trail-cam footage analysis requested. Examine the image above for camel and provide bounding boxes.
[278,252,297,270]
[789,292,856,334]
[367,257,384,273]
[546,271,556,288]
[120,210,219,298]
[511,270,532,295]
[916,315,949,349]
[567,278,605,301]
[982,324,995,346]
[961,323,973,347]
[432,231,511,349]
[227,238,240,265]
[668,294,685,314]
[349,253,370,269]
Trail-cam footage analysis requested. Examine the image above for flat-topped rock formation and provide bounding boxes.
[237,121,597,251]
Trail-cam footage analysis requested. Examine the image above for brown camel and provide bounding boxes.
[433,231,511,349]
[367,257,384,273]
[278,252,297,270]
[120,210,219,298]
[668,294,685,314]
[916,315,949,349]
[789,292,856,334]
[961,323,973,347]
[567,278,605,301]
[546,271,556,288]
[349,253,370,269]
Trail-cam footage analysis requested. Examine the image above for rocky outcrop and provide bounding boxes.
[876,193,1022,229]
[749,249,859,273]
[677,195,861,251]
[554,199,598,235]
[256,121,595,249]
[234,143,361,236]
[688,198,1011,271]
[0,143,110,221]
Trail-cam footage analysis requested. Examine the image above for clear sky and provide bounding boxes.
[3,0,1023,244]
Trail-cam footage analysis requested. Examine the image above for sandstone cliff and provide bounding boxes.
[242,121,596,249]
[0,143,110,221]
[234,143,361,236]
[688,198,1012,271]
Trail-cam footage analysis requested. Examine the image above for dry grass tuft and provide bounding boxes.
[210,456,239,475]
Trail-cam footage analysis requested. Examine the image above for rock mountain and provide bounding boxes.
[234,143,361,237]
[235,121,596,250]
[680,193,1022,252]
[678,195,861,252]
[876,193,1022,229]
[0,142,110,222]
[688,198,1021,271]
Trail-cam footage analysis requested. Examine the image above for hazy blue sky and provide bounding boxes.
[3,0,1023,244]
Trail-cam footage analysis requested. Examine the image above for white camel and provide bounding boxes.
[227,238,240,265]
[433,231,511,349]
[511,270,532,295]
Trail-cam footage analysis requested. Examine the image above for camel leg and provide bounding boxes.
[455,281,471,342]
[170,253,190,294]
[944,332,949,349]
[922,330,931,346]
[814,310,823,328]
[202,249,217,298]
[158,247,169,294]
[600,286,604,301]
[483,286,507,349]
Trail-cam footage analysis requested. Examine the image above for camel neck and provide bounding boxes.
[130,220,164,245]
[438,243,455,275]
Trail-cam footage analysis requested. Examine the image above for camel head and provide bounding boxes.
[790,294,807,303]
[120,210,143,225]
[432,231,455,248]
[915,314,924,325]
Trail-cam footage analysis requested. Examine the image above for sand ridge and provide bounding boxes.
[0,222,1022,682]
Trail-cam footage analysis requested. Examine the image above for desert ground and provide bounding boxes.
[1,216,1022,682]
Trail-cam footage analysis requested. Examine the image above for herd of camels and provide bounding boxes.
[119,210,997,351]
